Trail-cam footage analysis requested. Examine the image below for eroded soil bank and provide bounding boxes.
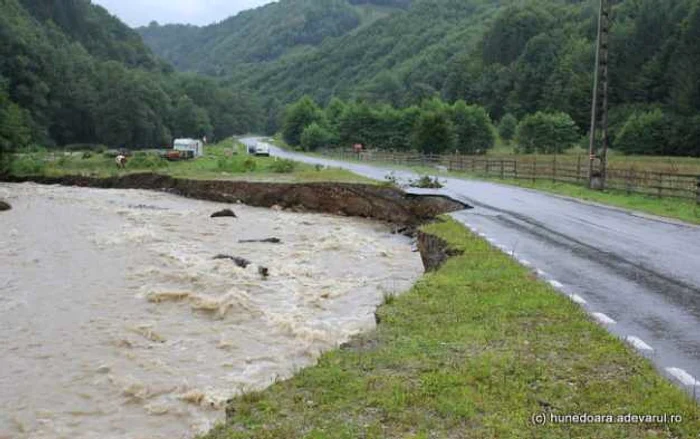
[2,173,468,226]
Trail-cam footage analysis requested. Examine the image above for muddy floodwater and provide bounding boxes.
[0,183,423,439]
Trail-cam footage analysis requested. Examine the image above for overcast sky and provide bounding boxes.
[93,0,276,27]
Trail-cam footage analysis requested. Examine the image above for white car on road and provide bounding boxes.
[253,142,270,157]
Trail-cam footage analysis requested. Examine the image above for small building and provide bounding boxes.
[173,138,204,157]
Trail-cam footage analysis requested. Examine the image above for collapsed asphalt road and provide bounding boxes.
[243,137,700,399]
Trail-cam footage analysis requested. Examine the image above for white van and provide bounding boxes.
[254,142,270,157]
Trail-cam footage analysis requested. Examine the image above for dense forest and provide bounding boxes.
[2,0,699,158]
[141,0,700,156]
[0,0,264,159]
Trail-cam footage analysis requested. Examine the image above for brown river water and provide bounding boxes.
[0,183,423,439]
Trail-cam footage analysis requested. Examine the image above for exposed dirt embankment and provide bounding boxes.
[417,229,464,272]
[2,173,468,226]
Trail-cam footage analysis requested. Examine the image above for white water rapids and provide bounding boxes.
[0,183,422,439]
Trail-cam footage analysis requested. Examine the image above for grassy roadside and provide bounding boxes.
[6,139,377,185]
[202,218,700,439]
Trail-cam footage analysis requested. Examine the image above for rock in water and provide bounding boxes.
[258,266,269,278]
[211,209,237,218]
[0,200,10,211]
[238,238,282,244]
[213,254,250,268]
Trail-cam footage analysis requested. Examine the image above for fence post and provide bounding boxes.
[658,173,663,198]
[486,160,490,175]
[696,176,700,205]
[514,160,518,179]
[576,155,582,184]
[500,160,505,179]
[532,157,537,183]
[552,155,557,183]
[626,166,633,195]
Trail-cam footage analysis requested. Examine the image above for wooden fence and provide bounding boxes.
[317,149,700,203]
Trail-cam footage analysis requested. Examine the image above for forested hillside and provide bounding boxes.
[138,0,411,75]
[19,0,162,70]
[141,0,700,156]
[0,0,263,157]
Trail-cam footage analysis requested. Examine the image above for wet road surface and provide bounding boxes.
[244,137,700,398]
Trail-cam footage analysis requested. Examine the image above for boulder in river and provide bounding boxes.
[239,238,282,244]
[0,200,10,211]
[213,254,250,268]
[211,209,237,218]
[258,266,269,278]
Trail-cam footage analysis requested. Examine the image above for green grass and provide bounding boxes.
[488,142,700,175]
[201,217,700,439]
[7,139,376,185]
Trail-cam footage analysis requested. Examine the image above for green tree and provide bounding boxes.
[510,32,561,115]
[450,100,495,154]
[360,71,404,107]
[172,95,213,140]
[498,113,517,143]
[0,83,31,171]
[337,101,377,147]
[481,4,552,66]
[282,96,324,146]
[412,110,455,154]
[300,122,332,151]
[325,97,347,131]
[515,111,579,154]
[615,109,668,155]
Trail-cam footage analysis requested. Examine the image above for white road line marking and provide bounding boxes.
[625,336,653,352]
[591,312,616,325]
[569,294,587,305]
[548,280,564,289]
[665,367,700,386]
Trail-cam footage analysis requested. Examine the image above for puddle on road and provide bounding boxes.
[0,183,422,439]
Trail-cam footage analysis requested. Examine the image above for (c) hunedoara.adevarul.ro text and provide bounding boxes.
[531,412,683,426]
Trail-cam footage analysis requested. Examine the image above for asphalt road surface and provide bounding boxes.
[242,138,700,398]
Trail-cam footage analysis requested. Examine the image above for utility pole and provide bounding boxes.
[588,0,611,190]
